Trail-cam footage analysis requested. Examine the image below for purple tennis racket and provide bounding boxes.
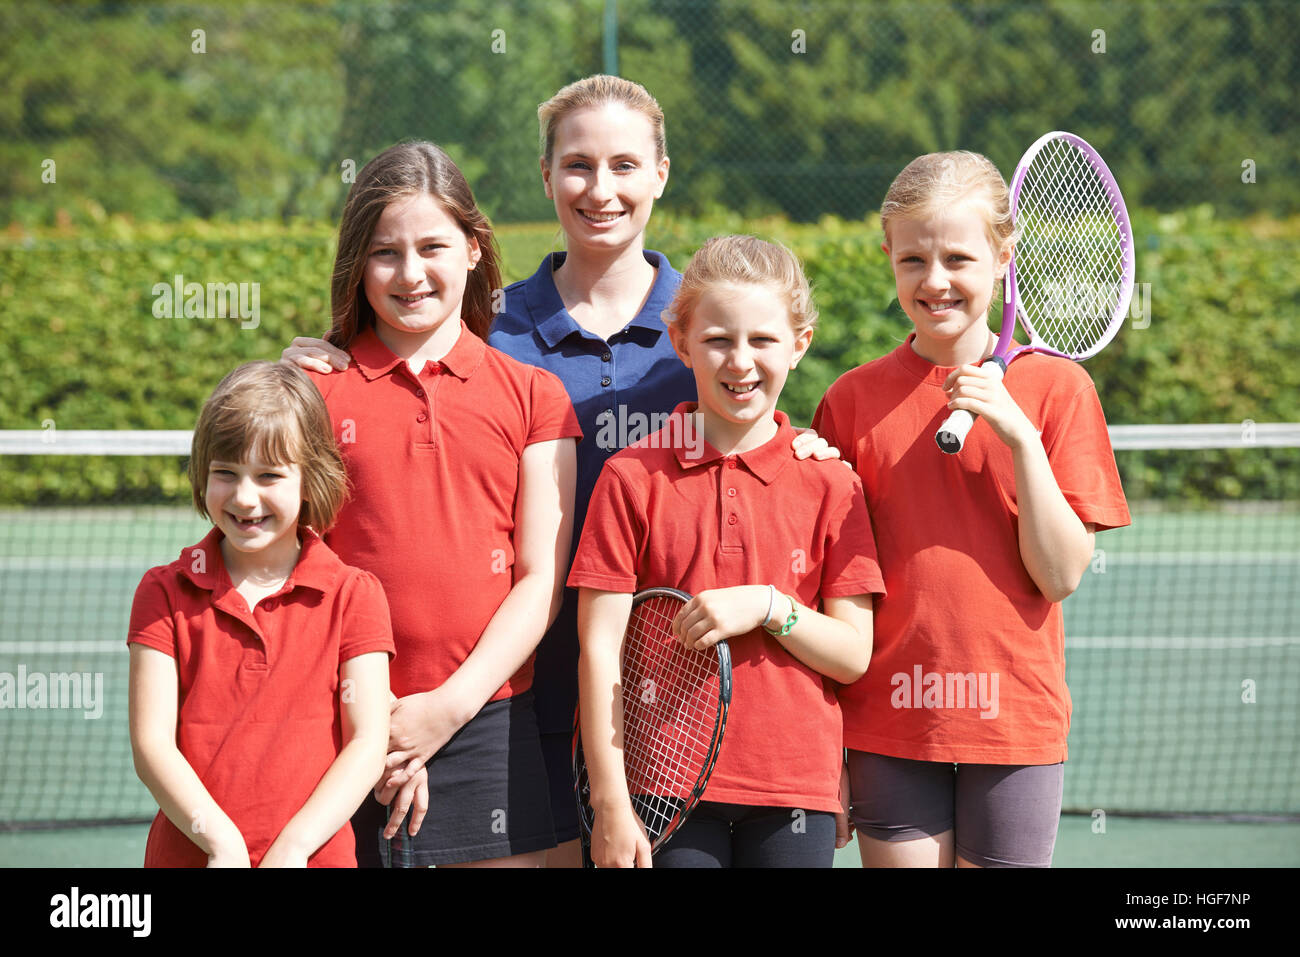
[935,131,1135,453]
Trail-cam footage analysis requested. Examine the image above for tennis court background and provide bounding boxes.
[3,0,1299,866]
[2,431,1296,865]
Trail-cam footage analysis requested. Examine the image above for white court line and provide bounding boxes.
[0,558,157,571]
[0,642,126,654]
[2,637,1297,655]
[1066,636,1300,649]
[1097,552,1300,564]
[0,554,1294,574]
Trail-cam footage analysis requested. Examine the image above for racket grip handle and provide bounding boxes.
[935,410,976,453]
[934,356,1006,454]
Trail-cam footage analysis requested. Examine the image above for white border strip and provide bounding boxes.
[1097,552,1300,564]
[0,431,192,455]
[0,642,125,654]
[0,558,160,571]
[1109,423,1300,450]
[3,637,1297,655]
[1066,635,1300,649]
[2,424,1298,455]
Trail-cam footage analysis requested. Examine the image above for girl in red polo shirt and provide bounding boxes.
[281,77,841,869]
[812,151,1131,868]
[282,141,581,868]
[128,361,395,867]
[569,235,884,868]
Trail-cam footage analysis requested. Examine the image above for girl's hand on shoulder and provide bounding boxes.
[673,585,770,650]
[942,363,1038,450]
[281,337,350,375]
[592,806,653,868]
[791,427,842,462]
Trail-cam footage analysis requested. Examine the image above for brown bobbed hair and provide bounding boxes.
[663,234,818,337]
[326,141,502,348]
[188,361,348,532]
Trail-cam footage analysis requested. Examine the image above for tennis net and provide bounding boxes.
[0,425,1296,828]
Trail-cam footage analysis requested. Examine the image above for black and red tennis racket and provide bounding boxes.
[935,131,1135,453]
[573,587,732,866]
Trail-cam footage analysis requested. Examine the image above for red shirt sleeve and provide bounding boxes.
[819,476,886,599]
[566,462,643,594]
[526,367,583,446]
[127,568,176,657]
[810,394,838,455]
[336,568,397,665]
[1041,377,1132,531]
[812,388,863,474]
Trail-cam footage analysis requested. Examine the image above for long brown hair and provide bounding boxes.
[327,141,502,347]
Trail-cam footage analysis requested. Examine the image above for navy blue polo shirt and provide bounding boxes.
[489,250,697,733]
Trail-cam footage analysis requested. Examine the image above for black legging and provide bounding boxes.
[653,801,836,868]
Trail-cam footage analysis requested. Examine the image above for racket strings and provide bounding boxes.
[1015,137,1131,357]
[618,596,723,843]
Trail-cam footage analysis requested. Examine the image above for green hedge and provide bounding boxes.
[2,210,1297,504]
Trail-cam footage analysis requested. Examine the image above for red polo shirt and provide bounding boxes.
[812,337,1131,764]
[127,526,395,867]
[567,406,885,812]
[308,322,582,701]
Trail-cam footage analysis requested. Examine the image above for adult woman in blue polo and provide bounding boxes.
[285,75,832,866]
[487,76,695,865]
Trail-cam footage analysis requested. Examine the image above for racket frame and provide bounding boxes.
[572,586,733,865]
[935,130,1135,454]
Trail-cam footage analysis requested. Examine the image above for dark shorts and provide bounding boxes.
[847,750,1064,868]
[530,592,584,844]
[353,690,556,867]
[538,730,581,844]
[652,801,837,868]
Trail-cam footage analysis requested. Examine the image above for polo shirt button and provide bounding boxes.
[417,413,427,423]
[726,488,736,497]
[727,515,738,525]
[415,389,424,398]
[726,459,737,469]
[602,352,611,362]
[601,376,611,387]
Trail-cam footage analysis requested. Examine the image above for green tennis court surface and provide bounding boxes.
[3,489,1298,842]
[3,818,1297,867]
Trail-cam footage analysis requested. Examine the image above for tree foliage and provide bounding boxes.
[2,0,1295,226]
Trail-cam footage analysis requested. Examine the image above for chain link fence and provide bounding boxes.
[3,0,1295,227]
[2,1,1299,833]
